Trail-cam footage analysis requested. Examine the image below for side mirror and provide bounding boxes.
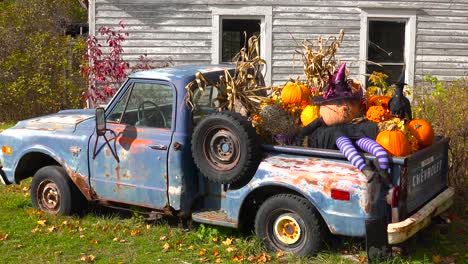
[95,107,106,136]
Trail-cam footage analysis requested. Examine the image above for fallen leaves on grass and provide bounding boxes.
[222,237,232,246]
[162,242,170,252]
[159,235,167,241]
[211,248,220,257]
[256,252,271,262]
[226,247,236,253]
[232,254,244,262]
[89,239,98,244]
[25,209,42,216]
[0,232,9,241]
[80,254,96,263]
[130,229,141,236]
[198,249,206,256]
[37,219,47,226]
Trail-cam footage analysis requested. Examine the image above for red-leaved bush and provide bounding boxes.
[81,21,129,106]
[81,21,173,106]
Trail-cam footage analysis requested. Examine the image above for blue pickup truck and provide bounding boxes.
[0,65,454,260]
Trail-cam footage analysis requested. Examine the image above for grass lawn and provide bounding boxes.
[0,180,466,264]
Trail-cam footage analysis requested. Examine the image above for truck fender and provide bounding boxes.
[13,146,95,201]
[238,181,329,232]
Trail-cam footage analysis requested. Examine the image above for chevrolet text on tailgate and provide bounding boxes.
[0,65,454,262]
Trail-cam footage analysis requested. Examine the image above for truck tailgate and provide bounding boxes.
[403,137,449,216]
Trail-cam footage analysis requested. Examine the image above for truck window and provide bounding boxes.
[192,85,219,124]
[107,82,173,129]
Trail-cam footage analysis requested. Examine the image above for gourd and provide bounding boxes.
[300,105,320,126]
[408,119,435,148]
[281,82,310,106]
[376,130,411,156]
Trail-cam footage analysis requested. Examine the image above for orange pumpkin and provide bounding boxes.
[368,95,391,108]
[376,130,411,156]
[408,119,435,148]
[281,82,310,105]
[300,105,319,126]
[320,100,362,126]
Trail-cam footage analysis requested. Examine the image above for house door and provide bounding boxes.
[89,80,175,209]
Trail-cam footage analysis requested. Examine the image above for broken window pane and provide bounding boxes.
[221,19,260,62]
[366,20,406,83]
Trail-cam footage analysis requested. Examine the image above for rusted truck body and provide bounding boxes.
[0,65,454,260]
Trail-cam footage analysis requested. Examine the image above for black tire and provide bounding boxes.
[191,111,260,184]
[30,165,84,215]
[255,194,323,256]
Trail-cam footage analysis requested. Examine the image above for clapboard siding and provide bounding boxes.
[92,0,468,85]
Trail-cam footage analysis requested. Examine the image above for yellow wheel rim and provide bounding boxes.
[273,214,301,244]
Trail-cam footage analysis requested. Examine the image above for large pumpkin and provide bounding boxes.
[281,82,310,105]
[319,99,362,126]
[408,119,435,148]
[376,130,411,156]
[300,105,320,126]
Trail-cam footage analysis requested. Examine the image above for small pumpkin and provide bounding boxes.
[408,119,435,148]
[368,95,391,108]
[319,99,362,126]
[300,105,320,126]
[376,130,411,156]
[281,81,310,105]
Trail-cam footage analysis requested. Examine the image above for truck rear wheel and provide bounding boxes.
[31,165,84,215]
[255,194,323,256]
[191,111,260,184]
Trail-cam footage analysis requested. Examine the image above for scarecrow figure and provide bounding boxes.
[296,63,390,184]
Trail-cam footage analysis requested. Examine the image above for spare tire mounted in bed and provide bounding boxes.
[191,111,261,184]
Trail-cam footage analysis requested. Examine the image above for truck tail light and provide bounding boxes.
[391,186,400,208]
[2,146,12,155]
[331,189,350,201]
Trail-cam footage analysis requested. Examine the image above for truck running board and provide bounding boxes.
[192,210,238,228]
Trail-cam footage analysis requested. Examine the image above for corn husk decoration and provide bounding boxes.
[296,30,344,93]
[184,35,271,116]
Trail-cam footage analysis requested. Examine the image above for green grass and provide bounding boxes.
[0,181,466,263]
[0,122,15,131]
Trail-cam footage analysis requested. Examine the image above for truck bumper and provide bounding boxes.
[387,187,454,244]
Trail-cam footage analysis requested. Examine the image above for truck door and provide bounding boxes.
[89,79,175,209]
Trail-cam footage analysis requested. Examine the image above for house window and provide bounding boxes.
[367,21,405,84]
[358,8,417,88]
[211,6,272,85]
[221,19,260,62]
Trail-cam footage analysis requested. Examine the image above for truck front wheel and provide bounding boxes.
[255,194,323,256]
[31,166,83,215]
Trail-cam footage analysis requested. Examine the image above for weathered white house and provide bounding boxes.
[88,0,468,87]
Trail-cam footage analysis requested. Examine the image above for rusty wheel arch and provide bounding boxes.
[237,186,324,233]
[15,152,60,183]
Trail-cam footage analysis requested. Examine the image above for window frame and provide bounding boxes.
[211,6,272,85]
[358,7,417,88]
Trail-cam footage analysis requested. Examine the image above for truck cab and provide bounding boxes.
[0,64,454,261]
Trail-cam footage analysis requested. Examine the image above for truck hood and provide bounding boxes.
[13,109,95,132]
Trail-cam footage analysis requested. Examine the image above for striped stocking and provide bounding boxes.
[336,136,366,171]
[355,137,389,170]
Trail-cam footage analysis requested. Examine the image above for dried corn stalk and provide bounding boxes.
[185,35,271,116]
[296,30,344,92]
